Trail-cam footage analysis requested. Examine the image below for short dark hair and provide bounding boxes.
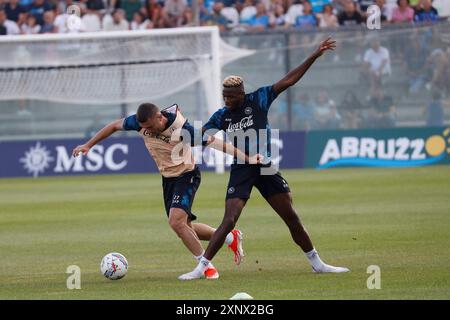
[136,103,158,122]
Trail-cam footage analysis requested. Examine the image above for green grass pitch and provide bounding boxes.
[0,166,449,299]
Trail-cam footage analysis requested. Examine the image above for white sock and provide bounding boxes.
[198,256,210,270]
[224,232,234,245]
[194,251,205,262]
[305,248,350,273]
[305,248,325,270]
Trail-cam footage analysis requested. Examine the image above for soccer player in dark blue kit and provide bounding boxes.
[179,37,349,280]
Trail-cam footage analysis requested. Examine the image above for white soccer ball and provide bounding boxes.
[100,252,128,280]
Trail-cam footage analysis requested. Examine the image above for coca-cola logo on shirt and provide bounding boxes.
[227,115,254,132]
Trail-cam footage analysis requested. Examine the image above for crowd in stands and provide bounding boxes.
[0,0,449,35]
[1,0,449,130]
[268,26,450,130]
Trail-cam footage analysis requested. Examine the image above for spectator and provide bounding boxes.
[366,87,396,128]
[339,90,364,128]
[196,0,212,22]
[285,0,303,26]
[338,1,365,26]
[385,0,400,19]
[82,7,102,32]
[246,1,270,30]
[240,0,257,25]
[317,3,338,28]
[57,0,75,15]
[27,0,53,26]
[0,8,20,34]
[40,9,57,33]
[362,37,391,92]
[358,0,376,12]
[295,0,317,29]
[201,1,230,32]
[309,0,333,14]
[103,9,129,31]
[5,0,25,22]
[21,12,41,33]
[120,0,142,22]
[86,0,105,11]
[164,0,187,27]
[54,4,85,33]
[131,11,152,30]
[374,0,390,22]
[145,0,167,28]
[0,24,6,35]
[432,0,450,18]
[425,48,450,95]
[180,7,195,27]
[391,0,414,23]
[314,90,341,129]
[220,5,239,29]
[405,37,427,94]
[269,4,289,28]
[414,0,439,23]
[424,90,444,126]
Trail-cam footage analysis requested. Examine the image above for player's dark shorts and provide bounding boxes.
[225,163,290,201]
[162,166,201,221]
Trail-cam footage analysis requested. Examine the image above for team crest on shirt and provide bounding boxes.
[244,107,252,115]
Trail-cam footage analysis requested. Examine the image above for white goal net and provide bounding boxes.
[0,26,252,115]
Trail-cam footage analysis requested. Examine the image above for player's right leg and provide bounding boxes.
[162,167,219,279]
[168,209,219,280]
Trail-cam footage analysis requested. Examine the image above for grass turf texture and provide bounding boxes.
[0,166,449,299]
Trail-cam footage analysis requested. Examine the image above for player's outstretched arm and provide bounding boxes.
[205,135,262,164]
[72,119,124,157]
[273,37,336,95]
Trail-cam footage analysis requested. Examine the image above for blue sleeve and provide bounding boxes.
[122,114,141,131]
[182,121,208,147]
[254,86,279,112]
[203,109,225,132]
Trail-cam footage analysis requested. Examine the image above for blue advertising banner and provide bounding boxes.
[0,131,306,178]
[305,127,450,169]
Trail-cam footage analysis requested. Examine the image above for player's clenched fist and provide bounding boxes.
[72,144,90,157]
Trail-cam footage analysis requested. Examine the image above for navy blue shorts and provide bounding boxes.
[225,164,290,201]
[162,166,201,221]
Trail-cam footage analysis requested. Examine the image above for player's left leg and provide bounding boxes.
[168,208,203,257]
[163,167,219,279]
[191,223,242,261]
[257,172,350,273]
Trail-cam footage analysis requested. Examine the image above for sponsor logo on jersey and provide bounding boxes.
[227,115,254,133]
